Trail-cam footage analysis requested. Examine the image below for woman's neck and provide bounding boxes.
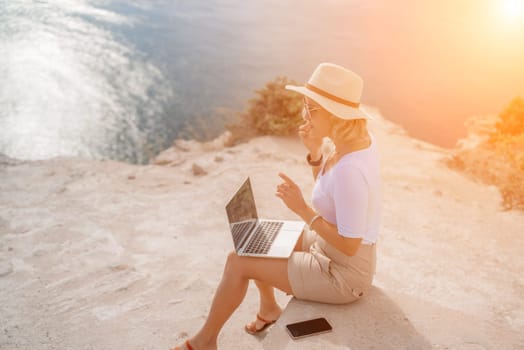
[332,137,371,157]
[321,137,371,176]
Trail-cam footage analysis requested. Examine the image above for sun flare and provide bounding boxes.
[502,0,524,22]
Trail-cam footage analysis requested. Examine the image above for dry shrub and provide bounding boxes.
[226,76,303,145]
[445,97,524,210]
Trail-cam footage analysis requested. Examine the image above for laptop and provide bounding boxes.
[225,177,305,258]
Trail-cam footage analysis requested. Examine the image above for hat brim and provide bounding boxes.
[285,85,372,120]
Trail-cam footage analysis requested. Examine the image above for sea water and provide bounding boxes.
[1,0,523,163]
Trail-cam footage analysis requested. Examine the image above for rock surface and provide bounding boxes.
[1,110,523,349]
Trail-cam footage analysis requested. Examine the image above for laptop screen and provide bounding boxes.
[226,178,259,250]
[226,177,258,225]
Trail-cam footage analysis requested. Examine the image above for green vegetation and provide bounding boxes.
[446,97,524,210]
[226,76,303,145]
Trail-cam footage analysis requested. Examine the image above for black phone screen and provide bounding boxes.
[285,317,333,339]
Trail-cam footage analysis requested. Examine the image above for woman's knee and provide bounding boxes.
[224,251,242,275]
[225,251,256,280]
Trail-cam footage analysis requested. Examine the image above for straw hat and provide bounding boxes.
[285,63,371,120]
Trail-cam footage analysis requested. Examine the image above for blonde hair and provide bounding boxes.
[327,114,370,144]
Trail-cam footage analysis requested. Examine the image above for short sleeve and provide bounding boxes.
[333,163,369,238]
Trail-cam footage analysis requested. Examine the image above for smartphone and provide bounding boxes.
[285,317,333,339]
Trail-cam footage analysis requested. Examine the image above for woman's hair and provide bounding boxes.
[327,114,370,144]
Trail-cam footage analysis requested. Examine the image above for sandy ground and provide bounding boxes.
[1,109,523,349]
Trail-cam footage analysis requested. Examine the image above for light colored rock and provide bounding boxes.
[263,288,523,349]
[191,163,207,176]
[1,109,523,350]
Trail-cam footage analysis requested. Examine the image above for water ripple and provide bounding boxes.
[0,0,174,163]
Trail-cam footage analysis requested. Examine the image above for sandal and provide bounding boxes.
[244,313,277,335]
[171,339,194,350]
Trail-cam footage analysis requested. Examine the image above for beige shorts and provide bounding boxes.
[288,228,376,304]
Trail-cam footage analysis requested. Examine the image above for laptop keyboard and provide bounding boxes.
[231,221,253,249]
[244,221,283,255]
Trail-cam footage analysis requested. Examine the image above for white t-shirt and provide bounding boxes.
[311,138,381,244]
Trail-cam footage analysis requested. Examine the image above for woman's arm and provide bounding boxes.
[276,173,362,256]
[298,120,323,180]
[296,205,362,256]
[309,151,323,180]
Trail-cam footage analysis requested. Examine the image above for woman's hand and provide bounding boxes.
[298,120,323,158]
[275,173,308,216]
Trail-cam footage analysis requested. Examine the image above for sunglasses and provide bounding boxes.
[302,99,321,121]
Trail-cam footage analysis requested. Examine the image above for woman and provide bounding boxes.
[172,63,381,350]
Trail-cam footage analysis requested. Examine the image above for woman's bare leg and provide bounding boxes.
[247,231,306,331]
[244,280,282,332]
[254,279,280,314]
[172,252,293,350]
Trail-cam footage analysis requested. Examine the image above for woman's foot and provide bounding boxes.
[170,338,217,350]
[244,306,282,334]
[170,339,194,350]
